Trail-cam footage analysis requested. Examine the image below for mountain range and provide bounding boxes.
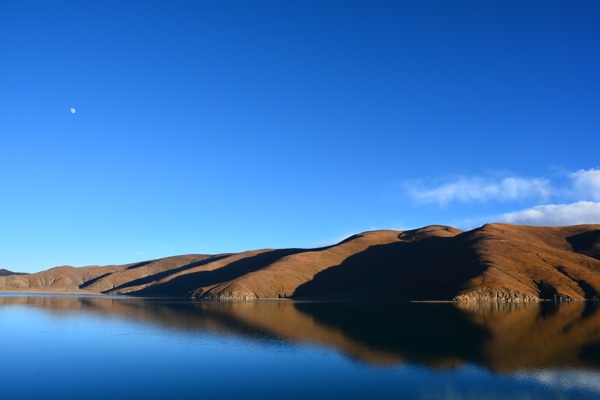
[1,223,599,301]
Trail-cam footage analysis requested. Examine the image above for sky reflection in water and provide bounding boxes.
[1,295,600,400]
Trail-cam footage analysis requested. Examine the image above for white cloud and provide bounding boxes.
[502,201,600,226]
[402,168,600,227]
[408,177,551,206]
[570,168,600,200]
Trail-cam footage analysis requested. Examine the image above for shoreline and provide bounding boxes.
[1,291,597,303]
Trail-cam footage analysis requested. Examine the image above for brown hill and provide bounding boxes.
[1,223,599,301]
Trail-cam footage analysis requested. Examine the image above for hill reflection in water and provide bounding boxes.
[2,295,599,372]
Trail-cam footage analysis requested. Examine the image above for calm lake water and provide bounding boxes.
[1,295,600,400]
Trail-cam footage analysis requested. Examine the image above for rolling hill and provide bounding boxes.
[1,223,599,301]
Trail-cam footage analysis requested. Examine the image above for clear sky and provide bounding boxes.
[1,0,599,273]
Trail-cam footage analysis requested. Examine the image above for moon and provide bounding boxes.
[70,107,76,114]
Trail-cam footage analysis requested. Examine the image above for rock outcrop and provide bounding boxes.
[453,290,539,302]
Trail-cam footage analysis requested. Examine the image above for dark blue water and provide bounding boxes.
[1,295,599,400]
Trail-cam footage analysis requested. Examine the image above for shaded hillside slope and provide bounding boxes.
[1,224,599,301]
[452,224,600,301]
[373,224,600,301]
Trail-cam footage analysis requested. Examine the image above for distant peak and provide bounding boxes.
[0,268,28,276]
[398,225,462,241]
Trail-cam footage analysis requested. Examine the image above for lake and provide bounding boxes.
[1,295,600,400]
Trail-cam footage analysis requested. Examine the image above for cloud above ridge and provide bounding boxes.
[407,176,551,206]
[405,168,600,227]
[502,201,600,226]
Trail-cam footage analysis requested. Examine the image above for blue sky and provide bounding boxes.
[1,1,599,273]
